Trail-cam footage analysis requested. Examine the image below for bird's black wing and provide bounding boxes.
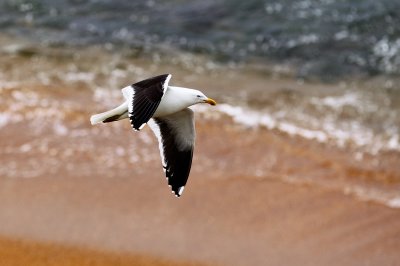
[121,74,171,130]
[148,108,195,197]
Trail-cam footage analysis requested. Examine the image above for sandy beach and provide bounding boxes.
[0,165,399,265]
[1,34,400,265]
[0,237,205,266]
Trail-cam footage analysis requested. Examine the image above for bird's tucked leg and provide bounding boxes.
[90,101,128,125]
[103,111,129,123]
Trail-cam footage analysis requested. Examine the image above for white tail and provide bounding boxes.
[90,101,129,125]
[90,112,108,125]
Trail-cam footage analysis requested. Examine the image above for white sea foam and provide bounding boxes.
[344,185,400,209]
[387,198,400,208]
[0,113,11,128]
[195,102,400,154]
[373,37,400,73]
[64,71,95,83]
[313,92,360,109]
[19,143,32,153]
[53,121,69,136]
[0,80,20,89]
[93,87,122,107]
[269,172,400,209]
[213,104,331,142]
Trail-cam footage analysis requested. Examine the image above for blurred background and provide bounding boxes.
[0,1,399,265]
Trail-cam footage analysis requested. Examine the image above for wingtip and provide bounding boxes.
[173,186,184,198]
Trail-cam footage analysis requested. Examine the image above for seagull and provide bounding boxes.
[90,74,217,197]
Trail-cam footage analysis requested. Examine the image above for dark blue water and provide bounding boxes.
[1,0,400,79]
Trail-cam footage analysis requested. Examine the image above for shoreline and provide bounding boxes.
[1,32,399,157]
[1,80,398,209]
[1,32,399,265]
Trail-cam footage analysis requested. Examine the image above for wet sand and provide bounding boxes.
[0,236,205,266]
[1,35,400,265]
[0,169,399,266]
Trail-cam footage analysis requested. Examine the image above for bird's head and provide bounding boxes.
[192,90,217,106]
[168,86,217,108]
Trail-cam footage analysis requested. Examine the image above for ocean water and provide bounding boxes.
[1,0,400,79]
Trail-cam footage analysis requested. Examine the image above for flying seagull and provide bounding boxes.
[90,74,217,197]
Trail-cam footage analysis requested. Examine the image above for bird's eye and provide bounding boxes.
[197,95,201,98]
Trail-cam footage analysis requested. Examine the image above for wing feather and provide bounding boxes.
[148,108,195,197]
[121,74,171,130]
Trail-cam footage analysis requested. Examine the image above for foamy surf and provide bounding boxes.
[1,79,399,209]
[271,173,400,209]
[344,185,400,209]
[194,103,400,155]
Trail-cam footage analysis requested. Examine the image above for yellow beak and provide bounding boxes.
[204,98,217,106]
